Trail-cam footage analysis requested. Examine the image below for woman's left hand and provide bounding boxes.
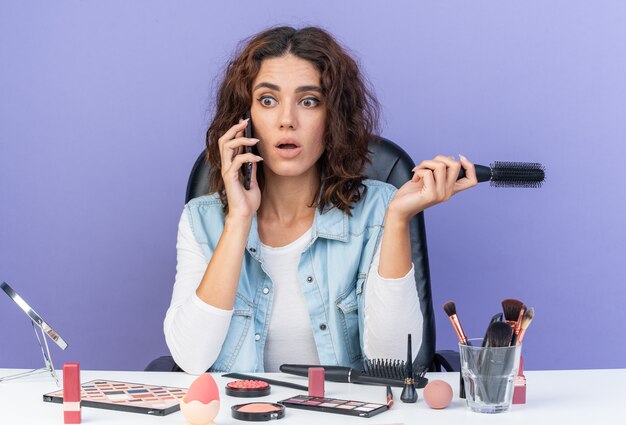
[387,155,478,222]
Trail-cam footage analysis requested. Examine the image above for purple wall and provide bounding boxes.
[2,1,625,371]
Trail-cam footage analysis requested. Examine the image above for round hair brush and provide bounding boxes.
[458,161,545,188]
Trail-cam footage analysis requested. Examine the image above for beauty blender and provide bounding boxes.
[180,373,220,425]
[423,380,453,409]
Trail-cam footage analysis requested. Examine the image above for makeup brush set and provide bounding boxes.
[443,299,535,406]
[443,299,535,348]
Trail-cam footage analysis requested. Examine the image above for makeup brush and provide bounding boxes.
[481,313,504,347]
[516,307,535,345]
[483,321,516,404]
[501,299,521,327]
[485,321,514,348]
[400,334,417,403]
[443,301,470,399]
[458,161,546,188]
[443,301,470,345]
[510,305,526,346]
[501,299,525,323]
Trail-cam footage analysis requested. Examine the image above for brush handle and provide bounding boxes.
[222,372,308,391]
[458,164,491,182]
[280,364,354,382]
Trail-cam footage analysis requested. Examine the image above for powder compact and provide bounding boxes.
[231,402,285,421]
[226,380,271,397]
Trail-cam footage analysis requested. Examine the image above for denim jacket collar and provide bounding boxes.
[246,205,349,261]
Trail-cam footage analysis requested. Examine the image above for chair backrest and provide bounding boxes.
[185,137,435,369]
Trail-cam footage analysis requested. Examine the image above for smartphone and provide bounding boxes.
[242,111,254,190]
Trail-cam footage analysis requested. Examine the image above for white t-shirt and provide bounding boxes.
[260,228,320,372]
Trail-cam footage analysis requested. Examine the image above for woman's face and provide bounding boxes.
[250,54,326,179]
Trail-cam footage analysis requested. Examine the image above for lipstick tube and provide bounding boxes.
[308,367,325,398]
[63,363,81,424]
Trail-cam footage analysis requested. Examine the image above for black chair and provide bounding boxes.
[147,137,458,372]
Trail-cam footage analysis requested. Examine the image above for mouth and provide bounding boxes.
[277,143,298,149]
[275,139,301,150]
[273,139,303,159]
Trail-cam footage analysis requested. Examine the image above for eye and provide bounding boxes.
[258,95,277,107]
[300,97,320,108]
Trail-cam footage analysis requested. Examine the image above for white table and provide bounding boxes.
[0,368,621,424]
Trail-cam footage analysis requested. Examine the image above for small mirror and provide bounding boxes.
[1,281,68,385]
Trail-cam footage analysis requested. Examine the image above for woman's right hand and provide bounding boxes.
[218,119,263,220]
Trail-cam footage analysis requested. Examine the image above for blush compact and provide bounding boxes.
[231,402,285,421]
[226,380,271,397]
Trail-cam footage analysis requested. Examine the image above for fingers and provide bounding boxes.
[224,137,259,162]
[413,169,436,201]
[218,119,249,149]
[222,152,262,191]
[455,154,478,192]
[434,155,462,190]
[249,160,259,189]
[413,159,448,201]
[218,120,259,171]
[228,152,263,173]
[412,155,475,204]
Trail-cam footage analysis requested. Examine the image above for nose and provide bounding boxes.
[278,103,297,130]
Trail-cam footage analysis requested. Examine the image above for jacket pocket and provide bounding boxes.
[335,278,364,363]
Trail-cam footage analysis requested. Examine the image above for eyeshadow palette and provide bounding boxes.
[279,394,389,418]
[43,379,187,416]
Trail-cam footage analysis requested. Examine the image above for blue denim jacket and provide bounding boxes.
[185,180,396,372]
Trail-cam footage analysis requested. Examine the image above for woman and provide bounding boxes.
[164,26,477,374]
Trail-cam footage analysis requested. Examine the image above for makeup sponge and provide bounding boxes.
[423,380,453,409]
[181,373,220,425]
[184,373,220,404]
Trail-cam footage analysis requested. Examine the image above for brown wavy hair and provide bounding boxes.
[206,26,380,215]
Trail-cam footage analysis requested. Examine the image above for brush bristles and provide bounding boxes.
[443,301,456,317]
[363,359,406,380]
[517,307,535,344]
[521,307,535,330]
[486,321,514,347]
[490,161,545,188]
[363,359,427,382]
[501,299,524,322]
